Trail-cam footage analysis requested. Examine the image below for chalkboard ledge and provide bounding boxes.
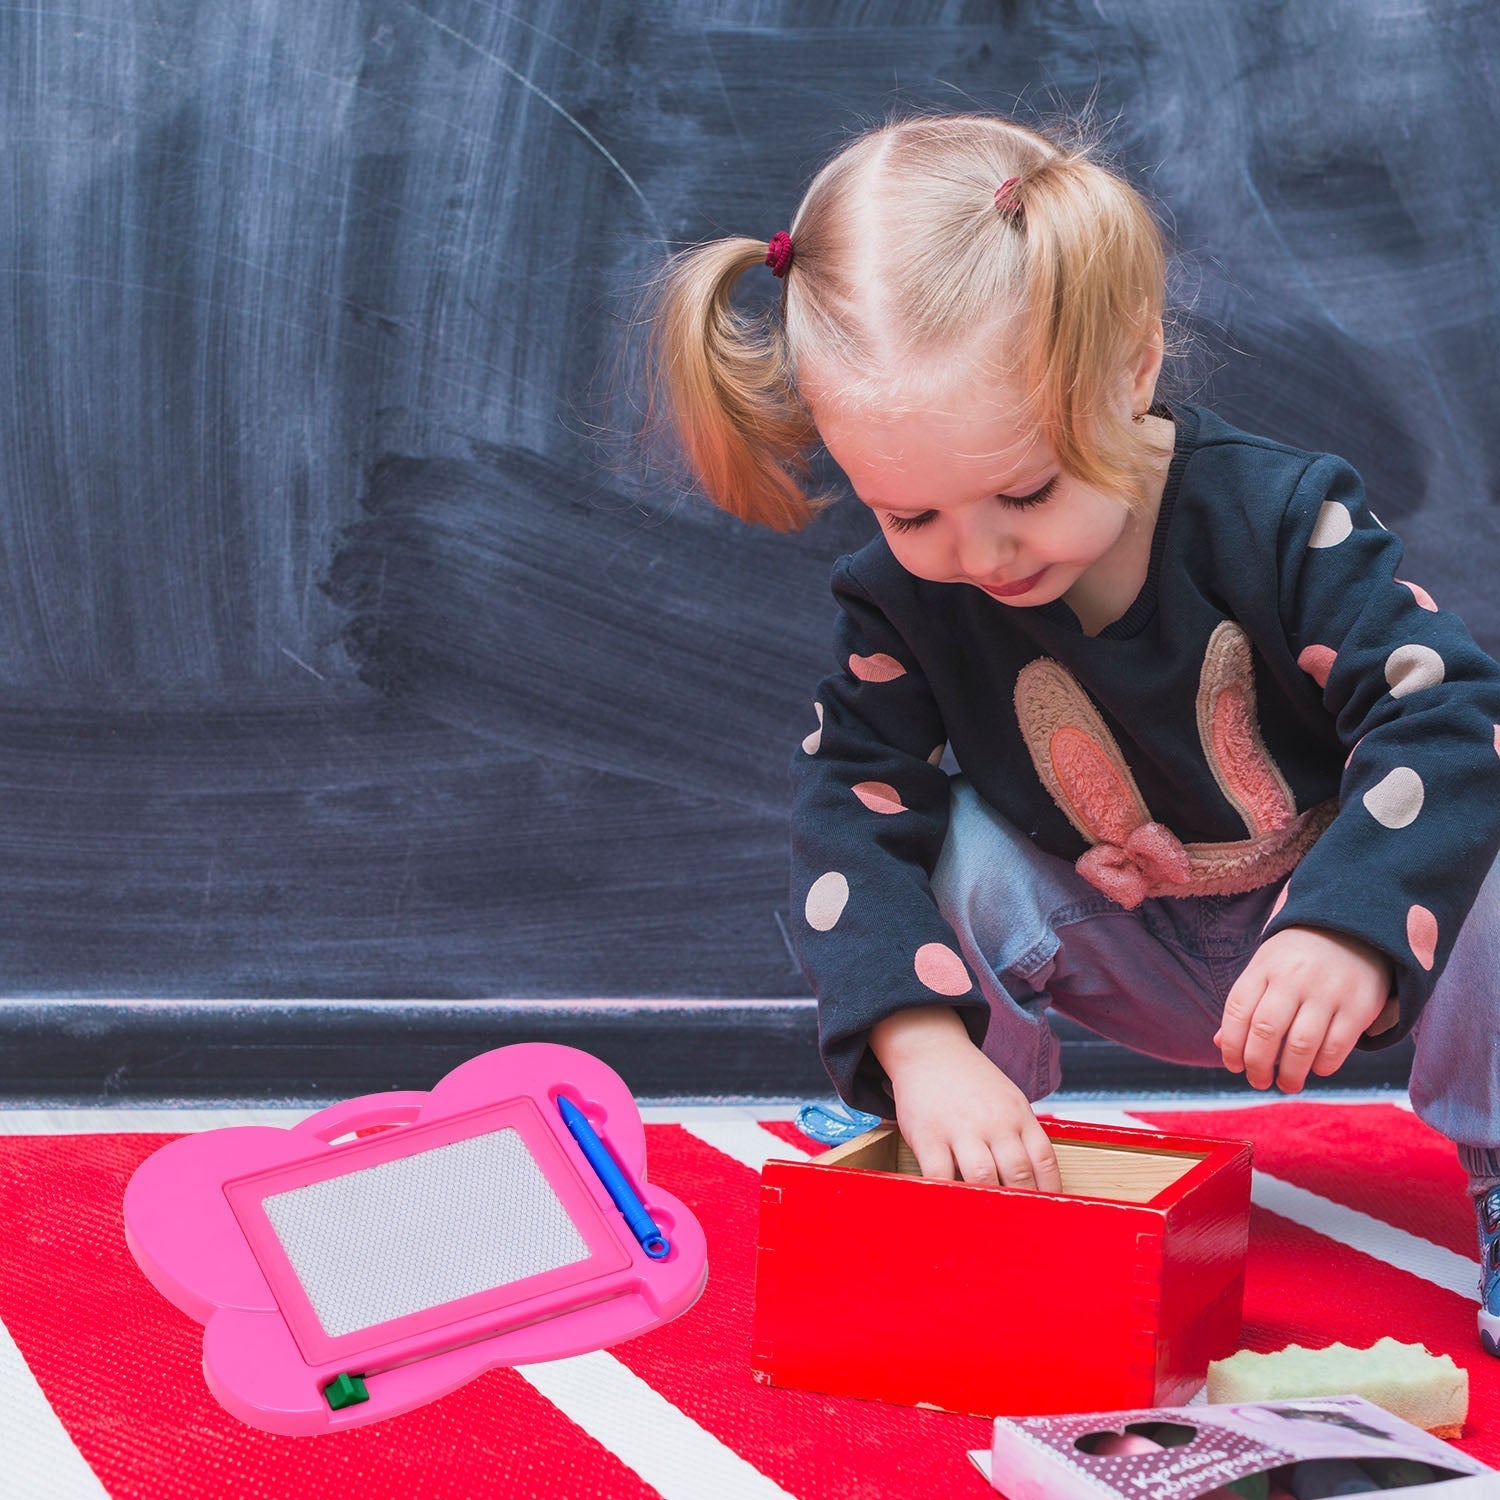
[0,999,1414,1104]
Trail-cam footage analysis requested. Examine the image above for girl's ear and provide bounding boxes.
[1127,319,1164,416]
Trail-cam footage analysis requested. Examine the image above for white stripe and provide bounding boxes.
[1249,1170,1478,1298]
[518,1351,796,1500]
[0,1313,110,1500]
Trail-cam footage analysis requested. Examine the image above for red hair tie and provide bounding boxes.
[765,231,794,278]
[994,177,1024,225]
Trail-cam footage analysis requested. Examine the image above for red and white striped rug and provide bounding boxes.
[0,1097,1491,1499]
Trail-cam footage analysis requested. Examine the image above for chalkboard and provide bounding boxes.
[0,1,1491,1094]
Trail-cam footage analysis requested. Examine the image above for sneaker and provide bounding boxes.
[1478,1186,1500,1355]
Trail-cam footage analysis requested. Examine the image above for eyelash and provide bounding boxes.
[882,477,1059,533]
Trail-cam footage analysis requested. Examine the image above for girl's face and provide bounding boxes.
[813,364,1163,617]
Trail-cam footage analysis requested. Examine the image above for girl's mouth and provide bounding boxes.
[979,567,1047,599]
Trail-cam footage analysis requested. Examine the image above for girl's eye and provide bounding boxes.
[998,476,1059,509]
[883,511,935,533]
[880,477,1057,532]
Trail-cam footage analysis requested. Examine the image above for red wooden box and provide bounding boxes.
[751,1119,1252,1417]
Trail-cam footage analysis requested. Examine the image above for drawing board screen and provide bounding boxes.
[261,1126,591,1337]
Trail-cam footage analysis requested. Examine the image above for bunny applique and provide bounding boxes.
[1015,622,1336,909]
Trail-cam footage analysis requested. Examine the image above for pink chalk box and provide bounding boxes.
[123,1043,708,1435]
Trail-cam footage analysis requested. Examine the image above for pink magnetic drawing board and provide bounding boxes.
[123,1043,708,1434]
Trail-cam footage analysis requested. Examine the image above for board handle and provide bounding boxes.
[295,1092,430,1143]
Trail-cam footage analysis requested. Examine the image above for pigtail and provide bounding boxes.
[647,237,819,531]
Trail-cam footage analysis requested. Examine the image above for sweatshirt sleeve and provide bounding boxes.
[1263,454,1500,1046]
[789,556,989,1112]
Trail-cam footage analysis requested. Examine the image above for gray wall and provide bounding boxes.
[0,3,1493,1086]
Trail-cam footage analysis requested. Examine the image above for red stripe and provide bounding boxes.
[0,1133,661,1500]
[757,1119,823,1154]
[609,1125,993,1500]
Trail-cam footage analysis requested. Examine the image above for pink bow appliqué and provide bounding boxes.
[1075,822,1192,910]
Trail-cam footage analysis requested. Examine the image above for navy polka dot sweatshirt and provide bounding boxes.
[790,404,1500,1114]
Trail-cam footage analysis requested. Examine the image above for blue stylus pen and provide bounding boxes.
[557,1094,670,1259]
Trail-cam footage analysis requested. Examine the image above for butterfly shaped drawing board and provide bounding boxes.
[124,1043,708,1434]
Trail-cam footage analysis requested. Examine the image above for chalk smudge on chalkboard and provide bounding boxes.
[323,444,838,813]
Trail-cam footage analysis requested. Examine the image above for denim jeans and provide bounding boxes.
[932,779,1500,1181]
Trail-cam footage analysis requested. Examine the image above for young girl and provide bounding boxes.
[647,113,1500,1350]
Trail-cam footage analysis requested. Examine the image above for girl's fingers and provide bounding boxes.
[1216,971,1267,1074]
[1310,1009,1374,1078]
[991,1148,1037,1190]
[988,1135,1055,1191]
[918,1127,1061,1193]
[1020,1123,1063,1193]
[954,1134,1036,1190]
[1272,1003,1336,1093]
[1237,982,1304,1090]
[907,1131,958,1181]
[952,1141,1003,1186]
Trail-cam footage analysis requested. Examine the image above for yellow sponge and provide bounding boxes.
[1206,1337,1468,1438]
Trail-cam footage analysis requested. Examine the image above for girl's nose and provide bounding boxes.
[954,517,1013,579]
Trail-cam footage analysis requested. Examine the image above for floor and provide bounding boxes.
[1,1086,1478,1500]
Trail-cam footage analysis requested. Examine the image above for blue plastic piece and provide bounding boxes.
[795,1099,882,1145]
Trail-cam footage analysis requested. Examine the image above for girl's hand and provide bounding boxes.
[1215,925,1396,1092]
[869,1006,1062,1190]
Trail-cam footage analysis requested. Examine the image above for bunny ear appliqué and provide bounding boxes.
[1196,622,1297,836]
[1015,659,1190,908]
[1014,659,1151,846]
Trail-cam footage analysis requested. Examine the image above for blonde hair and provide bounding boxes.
[647,112,1168,531]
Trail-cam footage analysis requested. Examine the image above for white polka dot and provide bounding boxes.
[1385,644,1445,698]
[801,702,824,755]
[1362,766,1424,829]
[804,872,849,932]
[913,942,971,996]
[1309,502,1354,548]
[851,781,907,814]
